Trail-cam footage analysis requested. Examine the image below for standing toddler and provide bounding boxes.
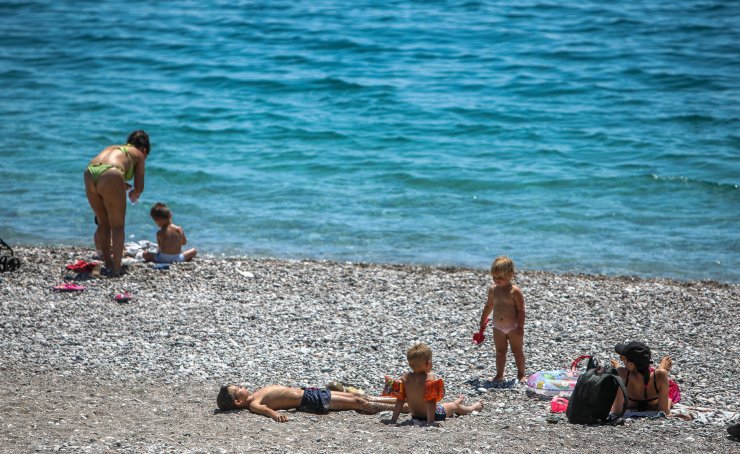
[478,256,526,382]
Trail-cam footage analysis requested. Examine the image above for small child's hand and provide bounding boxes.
[273,414,289,423]
[610,359,620,368]
[129,191,139,204]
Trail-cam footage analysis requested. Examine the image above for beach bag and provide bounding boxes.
[550,396,569,413]
[668,379,681,403]
[0,238,20,273]
[526,355,598,399]
[647,366,681,403]
[566,363,628,424]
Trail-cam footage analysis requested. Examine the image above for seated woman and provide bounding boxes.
[610,341,674,416]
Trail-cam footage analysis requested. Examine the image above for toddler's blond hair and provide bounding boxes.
[491,256,515,277]
[406,343,432,371]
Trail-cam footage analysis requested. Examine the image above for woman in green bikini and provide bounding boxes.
[84,130,150,276]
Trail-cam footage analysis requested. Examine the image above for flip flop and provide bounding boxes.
[114,292,132,303]
[66,259,100,273]
[53,283,86,292]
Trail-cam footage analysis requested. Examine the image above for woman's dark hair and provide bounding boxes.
[636,363,651,386]
[127,130,150,154]
[616,342,652,386]
[217,385,237,411]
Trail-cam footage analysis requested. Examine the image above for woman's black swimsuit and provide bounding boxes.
[626,371,660,411]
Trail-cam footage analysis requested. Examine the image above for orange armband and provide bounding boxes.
[381,376,405,400]
[424,378,445,402]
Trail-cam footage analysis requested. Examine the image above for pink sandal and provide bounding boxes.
[52,283,86,292]
[114,292,132,303]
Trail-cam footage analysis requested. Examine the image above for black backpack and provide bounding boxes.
[566,360,628,424]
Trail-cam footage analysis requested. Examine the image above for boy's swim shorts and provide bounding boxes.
[298,388,331,414]
[434,404,447,421]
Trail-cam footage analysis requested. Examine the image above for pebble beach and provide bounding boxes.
[0,246,738,453]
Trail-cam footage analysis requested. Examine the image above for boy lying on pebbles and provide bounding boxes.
[217,384,406,422]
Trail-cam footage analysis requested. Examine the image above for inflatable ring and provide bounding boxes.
[525,355,591,399]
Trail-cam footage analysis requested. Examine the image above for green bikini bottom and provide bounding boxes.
[86,163,124,183]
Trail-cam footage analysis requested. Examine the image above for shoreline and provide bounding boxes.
[2,242,737,286]
[1,246,738,452]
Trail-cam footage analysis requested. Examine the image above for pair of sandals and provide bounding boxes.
[0,238,20,273]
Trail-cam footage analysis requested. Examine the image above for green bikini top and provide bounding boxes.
[118,144,135,181]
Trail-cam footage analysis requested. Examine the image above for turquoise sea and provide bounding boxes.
[0,1,738,282]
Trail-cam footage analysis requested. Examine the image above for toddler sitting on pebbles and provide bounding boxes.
[388,343,483,426]
[143,202,197,264]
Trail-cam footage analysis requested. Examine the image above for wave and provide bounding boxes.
[0,68,33,79]
[175,124,248,135]
[509,83,590,97]
[443,107,531,124]
[306,37,391,53]
[620,68,728,91]
[654,113,737,125]
[263,125,349,142]
[649,174,739,191]
[181,75,381,94]
[308,77,371,91]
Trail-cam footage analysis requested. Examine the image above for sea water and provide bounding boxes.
[0,1,738,282]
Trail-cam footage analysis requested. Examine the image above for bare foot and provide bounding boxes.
[471,400,484,412]
[517,373,526,382]
[102,267,124,278]
[490,375,504,383]
[659,356,673,372]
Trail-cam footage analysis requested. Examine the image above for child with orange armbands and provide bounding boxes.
[387,343,483,426]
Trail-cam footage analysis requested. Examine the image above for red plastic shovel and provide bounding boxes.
[472,318,489,345]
